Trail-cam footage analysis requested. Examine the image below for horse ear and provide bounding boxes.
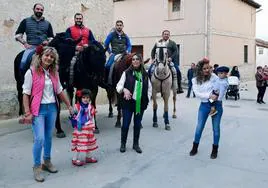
[144,58,150,64]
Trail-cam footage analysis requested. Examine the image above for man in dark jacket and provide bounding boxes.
[150,30,183,93]
[186,63,196,98]
[15,3,54,72]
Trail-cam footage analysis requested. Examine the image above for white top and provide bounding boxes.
[192,73,218,103]
[22,68,63,104]
[116,71,152,100]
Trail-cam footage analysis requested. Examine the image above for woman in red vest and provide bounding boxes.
[22,46,73,182]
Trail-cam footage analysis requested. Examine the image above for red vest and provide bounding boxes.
[30,67,59,116]
[70,25,90,46]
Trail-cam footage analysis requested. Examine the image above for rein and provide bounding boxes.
[153,70,171,97]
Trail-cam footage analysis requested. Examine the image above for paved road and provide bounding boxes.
[0,81,268,188]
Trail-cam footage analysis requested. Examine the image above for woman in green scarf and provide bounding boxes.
[116,53,152,153]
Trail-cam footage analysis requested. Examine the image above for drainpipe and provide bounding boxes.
[204,0,208,57]
[205,0,211,59]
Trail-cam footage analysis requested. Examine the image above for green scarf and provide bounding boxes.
[134,71,142,114]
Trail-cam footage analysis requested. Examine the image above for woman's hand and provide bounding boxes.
[24,112,33,124]
[68,106,74,115]
[123,88,132,100]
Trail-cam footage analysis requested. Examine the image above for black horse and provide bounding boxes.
[14,32,106,134]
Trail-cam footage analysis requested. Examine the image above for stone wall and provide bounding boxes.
[0,0,113,118]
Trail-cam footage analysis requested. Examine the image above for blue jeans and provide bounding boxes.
[122,109,144,129]
[20,47,36,72]
[194,101,223,145]
[105,54,115,69]
[32,103,57,167]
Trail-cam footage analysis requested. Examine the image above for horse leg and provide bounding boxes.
[115,94,122,128]
[67,86,74,106]
[152,92,158,128]
[172,91,177,118]
[92,88,100,134]
[107,88,114,118]
[163,94,171,130]
[55,102,66,138]
[17,83,23,116]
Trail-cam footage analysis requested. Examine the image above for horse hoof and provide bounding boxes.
[172,114,177,119]
[165,125,171,131]
[153,122,158,128]
[108,113,113,118]
[94,129,100,134]
[115,122,121,128]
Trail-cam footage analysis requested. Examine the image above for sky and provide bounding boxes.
[256,0,268,40]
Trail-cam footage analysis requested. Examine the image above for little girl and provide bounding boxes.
[70,89,98,166]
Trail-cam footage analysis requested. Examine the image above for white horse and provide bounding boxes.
[151,42,177,130]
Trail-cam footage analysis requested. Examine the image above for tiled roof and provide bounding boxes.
[241,0,261,8]
[256,39,268,48]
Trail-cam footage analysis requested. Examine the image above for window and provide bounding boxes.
[172,0,181,12]
[166,0,184,20]
[259,47,264,55]
[244,45,248,63]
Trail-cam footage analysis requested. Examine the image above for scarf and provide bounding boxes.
[134,70,142,114]
[77,102,90,131]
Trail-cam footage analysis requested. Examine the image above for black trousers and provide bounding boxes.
[257,86,266,102]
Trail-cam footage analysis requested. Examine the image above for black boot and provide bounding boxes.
[133,126,142,153]
[120,127,129,153]
[189,142,199,156]
[177,70,184,94]
[210,144,218,159]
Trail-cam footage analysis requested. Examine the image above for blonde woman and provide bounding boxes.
[22,46,73,182]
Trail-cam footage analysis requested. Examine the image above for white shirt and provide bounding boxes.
[22,68,63,104]
[192,73,218,102]
[116,71,152,100]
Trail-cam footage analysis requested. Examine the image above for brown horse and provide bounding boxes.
[150,43,177,130]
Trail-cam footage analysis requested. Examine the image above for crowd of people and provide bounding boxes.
[14,3,267,183]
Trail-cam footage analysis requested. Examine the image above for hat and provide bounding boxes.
[216,66,229,73]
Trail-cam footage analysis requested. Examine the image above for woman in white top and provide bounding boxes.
[189,58,223,159]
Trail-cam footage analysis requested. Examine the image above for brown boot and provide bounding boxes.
[33,166,44,182]
[42,160,58,173]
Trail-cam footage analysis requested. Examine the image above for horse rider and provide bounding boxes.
[65,13,96,53]
[104,20,132,85]
[15,3,54,73]
[149,30,184,94]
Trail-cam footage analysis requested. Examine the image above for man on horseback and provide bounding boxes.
[65,13,96,52]
[15,3,54,72]
[149,30,184,94]
[104,20,132,85]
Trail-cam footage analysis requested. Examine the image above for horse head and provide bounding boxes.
[154,42,169,78]
[73,41,106,89]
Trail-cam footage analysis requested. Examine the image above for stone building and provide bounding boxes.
[113,0,261,81]
[0,0,113,117]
